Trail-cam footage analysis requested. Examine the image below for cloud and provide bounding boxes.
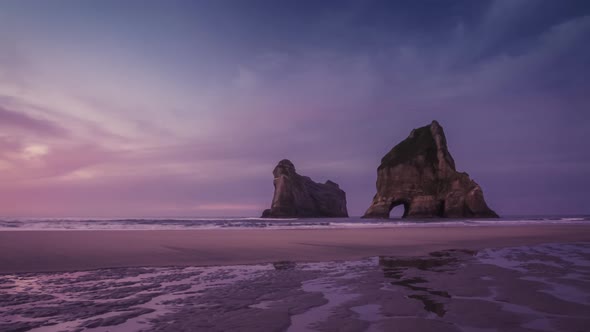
[0,1,589,216]
[0,105,69,138]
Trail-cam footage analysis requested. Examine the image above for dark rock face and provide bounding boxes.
[363,121,498,219]
[261,160,348,218]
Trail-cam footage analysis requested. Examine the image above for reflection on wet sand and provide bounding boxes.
[378,250,474,318]
[0,243,588,331]
[273,261,297,270]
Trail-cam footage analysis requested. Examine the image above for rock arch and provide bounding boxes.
[363,121,498,219]
[389,200,409,218]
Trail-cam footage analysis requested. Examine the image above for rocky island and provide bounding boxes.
[363,121,498,219]
[261,159,348,218]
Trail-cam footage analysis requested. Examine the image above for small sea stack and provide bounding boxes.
[261,159,348,218]
[363,121,498,219]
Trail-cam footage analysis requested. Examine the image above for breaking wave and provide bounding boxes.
[0,216,588,231]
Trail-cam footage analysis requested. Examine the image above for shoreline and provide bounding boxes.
[1,219,589,232]
[1,224,589,274]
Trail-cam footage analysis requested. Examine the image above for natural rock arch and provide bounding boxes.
[389,200,409,218]
[363,121,498,219]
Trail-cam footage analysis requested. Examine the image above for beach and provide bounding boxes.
[1,224,589,332]
[1,224,589,274]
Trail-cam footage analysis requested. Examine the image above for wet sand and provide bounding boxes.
[1,242,589,332]
[1,224,589,273]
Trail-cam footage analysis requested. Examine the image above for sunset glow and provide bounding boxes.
[0,1,589,217]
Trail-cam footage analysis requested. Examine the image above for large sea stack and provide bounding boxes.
[261,159,348,218]
[363,121,498,219]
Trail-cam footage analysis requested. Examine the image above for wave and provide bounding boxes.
[0,216,588,231]
[557,217,586,221]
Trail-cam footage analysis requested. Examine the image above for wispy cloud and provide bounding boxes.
[0,105,69,138]
[0,0,588,216]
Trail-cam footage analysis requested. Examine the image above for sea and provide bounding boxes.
[0,215,588,231]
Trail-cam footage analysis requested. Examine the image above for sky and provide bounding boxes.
[0,0,589,218]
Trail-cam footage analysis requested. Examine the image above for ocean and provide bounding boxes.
[0,215,588,231]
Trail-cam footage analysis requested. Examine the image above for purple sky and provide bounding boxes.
[0,0,589,217]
